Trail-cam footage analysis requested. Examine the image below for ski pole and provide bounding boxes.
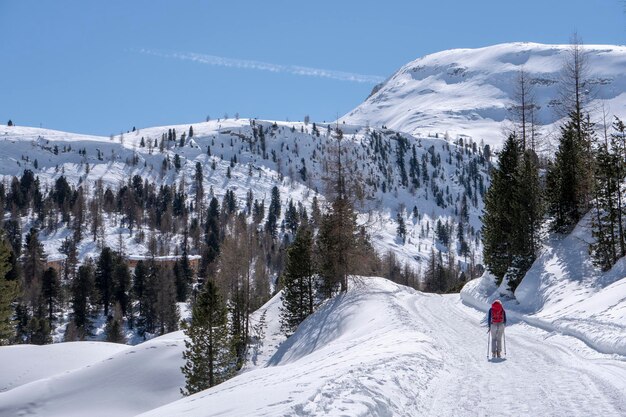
[487,327,490,359]
[503,327,506,356]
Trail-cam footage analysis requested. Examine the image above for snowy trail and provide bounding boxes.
[415,294,626,416]
[136,279,626,417]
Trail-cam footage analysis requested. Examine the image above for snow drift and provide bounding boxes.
[137,277,442,417]
[0,332,187,417]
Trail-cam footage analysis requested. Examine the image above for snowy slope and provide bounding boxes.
[0,120,489,273]
[0,341,127,393]
[342,42,626,147]
[461,212,626,357]
[136,277,625,416]
[0,331,187,417]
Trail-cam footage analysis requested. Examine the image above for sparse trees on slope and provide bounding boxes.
[591,117,626,270]
[548,36,595,226]
[546,113,595,232]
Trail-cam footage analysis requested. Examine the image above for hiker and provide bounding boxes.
[488,300,506,358]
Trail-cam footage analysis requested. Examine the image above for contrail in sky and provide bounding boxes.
[139,49,385,84]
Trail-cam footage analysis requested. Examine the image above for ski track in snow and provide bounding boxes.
[418,295,626,417]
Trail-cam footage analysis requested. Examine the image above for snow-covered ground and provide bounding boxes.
[0,331,187,417]
[342,42,626,148]
[2,276,624,416]
[0,341,127,393]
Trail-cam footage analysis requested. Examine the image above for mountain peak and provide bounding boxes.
[342,42,626,146]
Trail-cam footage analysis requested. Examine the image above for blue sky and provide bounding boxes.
[1,0,625,135]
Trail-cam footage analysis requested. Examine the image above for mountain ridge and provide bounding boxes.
[342,42,626,147]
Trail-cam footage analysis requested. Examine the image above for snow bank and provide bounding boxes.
[137,277,442,417]
[461,214,626,356]
[0,341,127,393]
[0,332,187,417]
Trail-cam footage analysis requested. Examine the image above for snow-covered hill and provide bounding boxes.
[3,277,624,416]
[342,42,626,147]
[0,119,489,273]
[0,331,187,417]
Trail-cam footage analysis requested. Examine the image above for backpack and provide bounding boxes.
[491,302,504,323]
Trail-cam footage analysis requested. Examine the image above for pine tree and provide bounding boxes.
[0,237,18,345]
[266,186,281,237]
[95,247,115,317]
[280,227,315,336]
[481,134,521,284]
[549,36,595,227]
[204,197,220,261]
[284,200,299,233]
[174,249,193,302]
[41,267,59,330]
[155,265,179,335]
[22,227,46,306]
[71,261,95,338]
[317,195,357,296]
[482,133,543,291]
[396,212,406,243]
[132,260,148,335]
[181,280,233,395]
[316,127,359,296]
[28,302,51,345]
[508,149,543,290]
[423,249,448,293]
[113,262,131,318]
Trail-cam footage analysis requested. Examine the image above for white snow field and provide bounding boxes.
[1,277,625,416]
[342,42,626,147]
[0,341,127,393]
[0,331,187,417]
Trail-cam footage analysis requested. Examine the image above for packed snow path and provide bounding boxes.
[419,294,626,417]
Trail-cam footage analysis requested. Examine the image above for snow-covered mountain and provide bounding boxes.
[342,42,626,146]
